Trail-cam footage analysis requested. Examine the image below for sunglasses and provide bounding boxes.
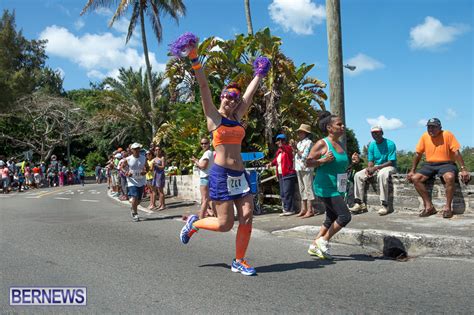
[220,89,241,101]
[200,142,209,145]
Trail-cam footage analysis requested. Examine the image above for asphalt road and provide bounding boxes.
[1,184,473,314]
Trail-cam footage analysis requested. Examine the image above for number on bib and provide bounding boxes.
[227,173,250,196]
[337,173,348,193]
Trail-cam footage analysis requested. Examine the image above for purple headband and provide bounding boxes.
[169,32,199,58]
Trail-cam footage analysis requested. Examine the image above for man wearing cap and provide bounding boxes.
[349,125,397,215]
[123,143,148,222]
[291,124,316,218]
[407,118,470,218]
[268,134,297,216]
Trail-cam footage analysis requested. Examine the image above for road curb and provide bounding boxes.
[272,226,473,257]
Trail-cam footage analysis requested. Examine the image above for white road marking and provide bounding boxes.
[27,192,43,196]
[25,196,39,199]
[80,199,99,202]
[0,195,12,198]
[54,197,71,200]
[79,192,84,194]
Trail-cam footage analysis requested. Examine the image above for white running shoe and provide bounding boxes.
[308,244,325,259]
[315,238,333,259]
[378,205,389,216]
[348,202,367,213]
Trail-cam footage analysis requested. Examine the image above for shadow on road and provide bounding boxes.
[331,254,376,262]
[162,201,196,209]
[199,260,334,274]
[141,215,183,221]
[256,260,332,273]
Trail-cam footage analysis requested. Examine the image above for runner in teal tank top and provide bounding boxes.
[306,111,352,259]
[313,137,349,198]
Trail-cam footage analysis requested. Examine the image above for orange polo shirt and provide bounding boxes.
[415,130,460,163]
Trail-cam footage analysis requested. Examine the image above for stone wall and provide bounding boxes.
[166,173,473,214]
[356,174,473,214]
[166,173,200,202]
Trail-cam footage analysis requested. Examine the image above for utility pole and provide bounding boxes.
[326,0,346,148]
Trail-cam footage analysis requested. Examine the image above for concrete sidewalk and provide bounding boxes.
[108,193,473,258]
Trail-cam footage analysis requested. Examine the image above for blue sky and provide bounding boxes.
[2,0,472,151]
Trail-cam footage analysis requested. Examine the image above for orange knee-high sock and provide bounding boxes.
[235,224,252,260]
[193,217,221,231]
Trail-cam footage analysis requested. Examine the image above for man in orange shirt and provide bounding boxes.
[407,118,470,218]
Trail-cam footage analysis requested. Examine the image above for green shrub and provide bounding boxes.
[85,151,106,171]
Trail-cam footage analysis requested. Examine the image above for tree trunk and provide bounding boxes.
[244,0,254,35]
[326,0,346,148]
[140,6,156,141]
[263,88,279,148]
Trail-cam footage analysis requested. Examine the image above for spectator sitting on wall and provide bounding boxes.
[349,125,397,216]
[407,118,470,218]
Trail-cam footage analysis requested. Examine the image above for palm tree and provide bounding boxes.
[93,67,168,145]
[81,0,186,139]
[166,28,327,152]
[244,0,253,35]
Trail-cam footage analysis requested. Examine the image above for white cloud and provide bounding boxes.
[409,16,469,50]
[74,19,85,30]
[345,53,384,76]
[55,67,65,79]
[418,119,428,126]
[366,115,404,130]
[39,25,165,80]
[268,0,325,35]
[95,7,113,16]
[87,70,106,80]
[111,17,130,34]
[446,108,457,120]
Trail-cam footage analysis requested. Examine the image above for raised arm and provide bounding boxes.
[189,49,220,125]
[169,33,220,128]
[235,57,271,120]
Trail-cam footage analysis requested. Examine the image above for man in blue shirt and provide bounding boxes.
[349,126,397,215]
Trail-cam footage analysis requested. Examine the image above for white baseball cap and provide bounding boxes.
[371,125,383,132]
[130,142,142,149]
[114,153,122,159]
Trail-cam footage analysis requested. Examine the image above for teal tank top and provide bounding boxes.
[313,137,349,197]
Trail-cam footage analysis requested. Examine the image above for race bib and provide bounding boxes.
[227,173,250,196]
[337,173,348,193]
[132,170,143,178]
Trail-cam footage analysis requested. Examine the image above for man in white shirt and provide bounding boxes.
[124,143,148,222]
